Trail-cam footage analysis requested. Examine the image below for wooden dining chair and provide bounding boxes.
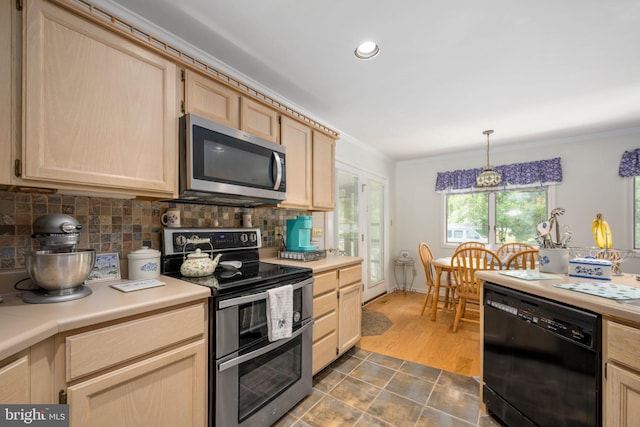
[506,249,539,270]
[450,246,502,332]
[456,241,486,250]
[496,242,536,260]
[418,242,455,316]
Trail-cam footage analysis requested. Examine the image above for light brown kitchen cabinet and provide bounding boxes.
[604,320,640,427]
[240,97,279,143]
[280,116,312,209]
[338,265,362,354]
[312,269,338,374]
[184,69,240,128]
[312,130,336,210]
[311,262,362,374]
[0,338,55,404]
[21,0,178,198]
[0,0,17,186]
[55,302,207,427]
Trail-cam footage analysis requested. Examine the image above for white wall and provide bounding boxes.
[395,126,640,293]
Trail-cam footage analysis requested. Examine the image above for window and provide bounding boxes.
[445,187,550,246]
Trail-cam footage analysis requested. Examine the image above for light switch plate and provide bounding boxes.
[312,228,323,238]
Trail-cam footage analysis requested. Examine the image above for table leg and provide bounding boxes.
[430,266,442,321]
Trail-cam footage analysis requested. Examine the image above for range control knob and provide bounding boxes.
[249,233,257,242]
[175,235,188,246]
[240,233,248,243]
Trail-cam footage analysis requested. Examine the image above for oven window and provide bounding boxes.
[237,335,302,422]
[238,288,302,349]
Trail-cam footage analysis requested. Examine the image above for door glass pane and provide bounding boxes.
[337,171,359,256]
[368,181,384,285]
[495,189,547,245]
[446,193,489,244]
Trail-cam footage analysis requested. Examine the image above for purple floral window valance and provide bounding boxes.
[435,157,562,192]
[619,149,640,177]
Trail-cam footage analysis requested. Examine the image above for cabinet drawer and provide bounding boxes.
[339,264,362,288]
[313,311,337,342]
[313,292,337,319]
[65,303,205,381]
[312,331,337,375]
[607,321,640,370]
[314,270,338,296]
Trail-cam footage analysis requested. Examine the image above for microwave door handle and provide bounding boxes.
[218,319,313,372]
[218,277,313,309]
[272,152,282,190]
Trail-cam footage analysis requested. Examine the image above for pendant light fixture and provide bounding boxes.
[476,129,501,187]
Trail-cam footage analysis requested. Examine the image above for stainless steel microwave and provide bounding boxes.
[175,113,286,206]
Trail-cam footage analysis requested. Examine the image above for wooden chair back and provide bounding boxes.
[456,241,486,250]
[505,249,539,270]
[451,247,502,298]
[496,242,536,259]
[418,242,435,285]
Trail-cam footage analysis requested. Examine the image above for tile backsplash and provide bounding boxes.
[0,191,307,270]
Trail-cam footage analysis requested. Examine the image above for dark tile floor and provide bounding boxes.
[273,347,503,427]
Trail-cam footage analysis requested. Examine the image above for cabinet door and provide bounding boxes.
[338,282,362,355]
[0,0,12,185]
[606,362,640,427]
[312,130,336,210]
[23,0,178,197]
[0,352,30,403]
[184,70,239,128]
[240,97,278,142]
[67,340,206,427]
[279,116,312,209]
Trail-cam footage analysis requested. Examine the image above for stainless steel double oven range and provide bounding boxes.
[162,227,313,427]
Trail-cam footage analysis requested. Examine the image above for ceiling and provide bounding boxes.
[108,0,640,160]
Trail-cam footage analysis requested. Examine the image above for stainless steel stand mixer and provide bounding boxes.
[21,214,96,303]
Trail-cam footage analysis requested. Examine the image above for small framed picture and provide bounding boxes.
[85,253,121,284]
[399,250,410,259]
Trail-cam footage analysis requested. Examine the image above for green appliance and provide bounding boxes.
[286,216,318,252]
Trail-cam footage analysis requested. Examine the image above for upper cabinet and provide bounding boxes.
[279,116,312,209]
[312,130,336,211]
[0,0,15,186]
[279,117,336,211]
[20,0,178,197]
[184,69,239,128]
[240,97,279,143]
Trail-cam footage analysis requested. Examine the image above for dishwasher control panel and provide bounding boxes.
[485,286,597,347]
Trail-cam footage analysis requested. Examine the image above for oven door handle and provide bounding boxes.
[218,319,313,372]
[218,277,313,309]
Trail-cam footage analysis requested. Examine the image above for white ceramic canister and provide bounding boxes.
[127,247,161,280]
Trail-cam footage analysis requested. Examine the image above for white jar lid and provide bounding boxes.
[127,246,161,259]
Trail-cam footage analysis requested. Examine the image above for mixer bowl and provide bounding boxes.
[26,249,96,291]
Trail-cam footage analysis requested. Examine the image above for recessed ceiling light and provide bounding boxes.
[355,41,380,60]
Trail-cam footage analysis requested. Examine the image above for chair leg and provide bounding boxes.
[452,297,464,332]
[420,284,433,315]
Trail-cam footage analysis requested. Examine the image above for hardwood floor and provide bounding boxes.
[358,290,481,377]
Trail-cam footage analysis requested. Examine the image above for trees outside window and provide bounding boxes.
[446,188,549,246]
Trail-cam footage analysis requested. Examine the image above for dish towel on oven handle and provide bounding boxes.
[266,284,293,341]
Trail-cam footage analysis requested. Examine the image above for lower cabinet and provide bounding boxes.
[0,338,55,404]
[312,263,362,375]
[604,320,640,427]
[55,302,208,427]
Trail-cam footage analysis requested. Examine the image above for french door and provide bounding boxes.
[335,164,387,302]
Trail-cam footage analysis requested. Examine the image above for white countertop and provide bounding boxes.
[476,270,640,325]
[0,275,210,361]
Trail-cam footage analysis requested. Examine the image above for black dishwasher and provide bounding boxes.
[483,282,601,427]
